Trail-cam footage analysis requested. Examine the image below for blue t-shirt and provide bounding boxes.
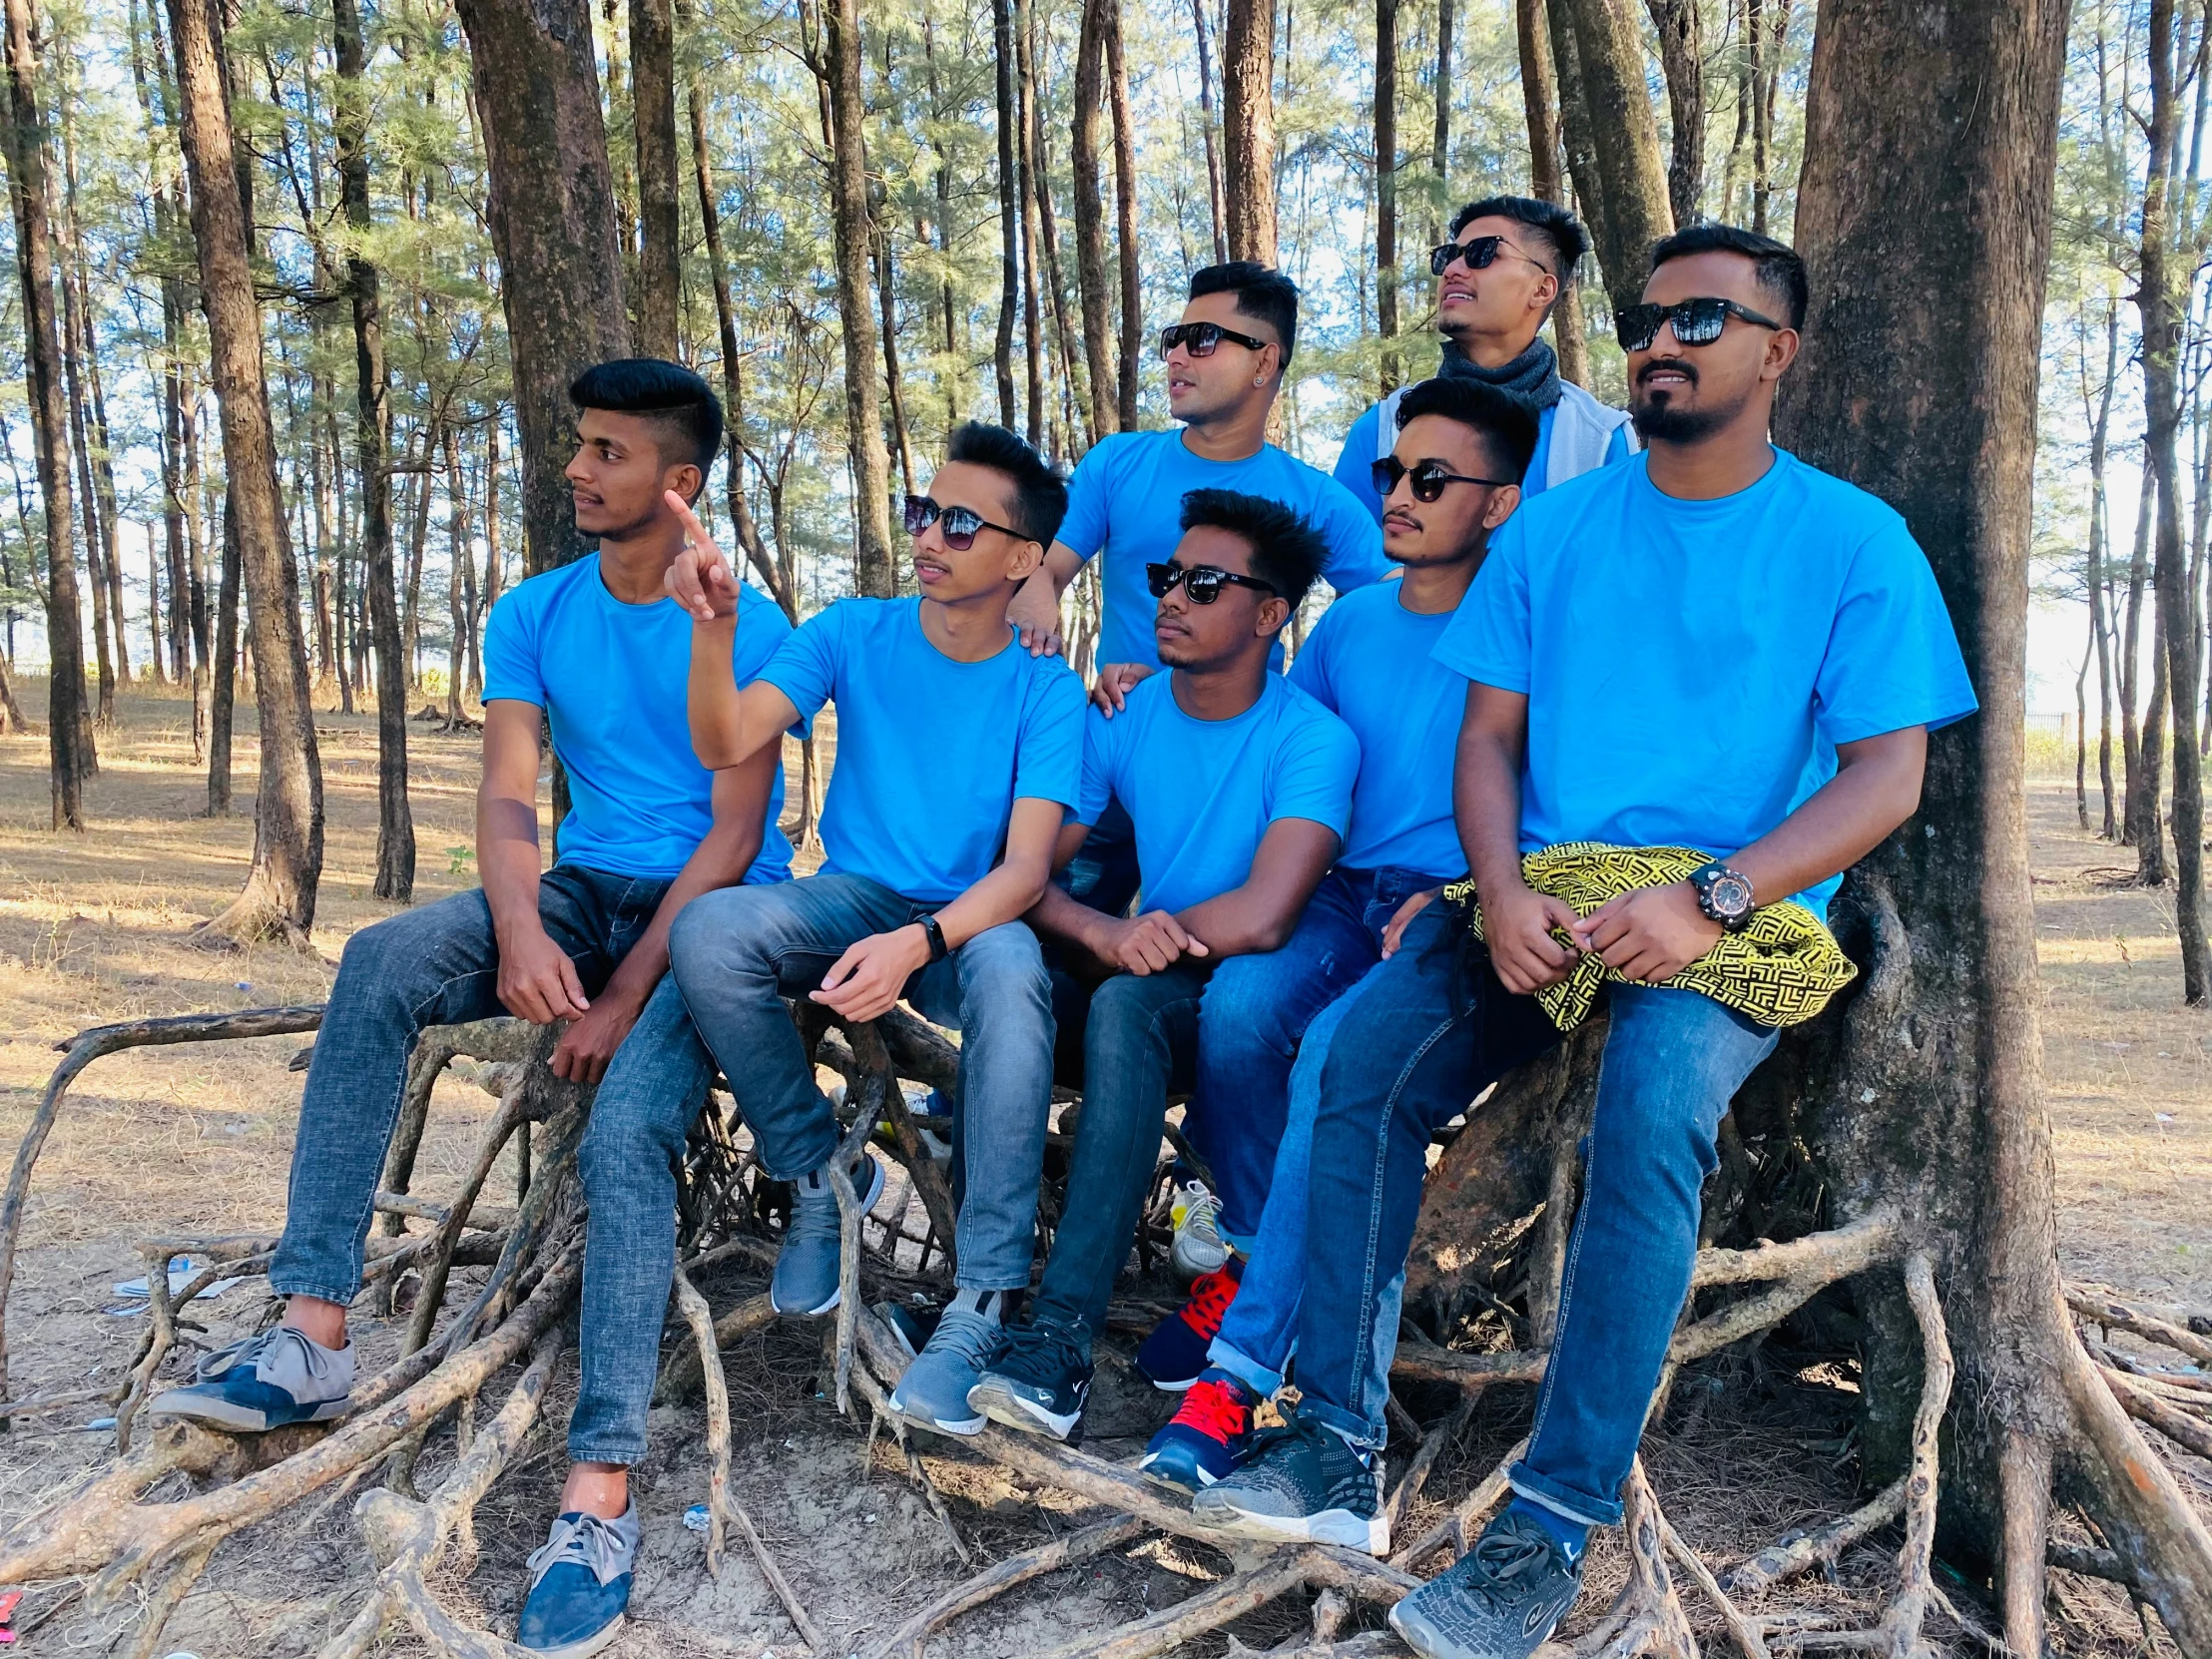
[1333,398,1633,520]
[1433,450,1977,918]
[759,597,1086,903]
[1289,579,1466,880]
[1074,672,1359,917]
[1058,429,1388,670]
[482,557,795,884]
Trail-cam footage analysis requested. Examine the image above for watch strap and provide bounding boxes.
[918,912,950,962]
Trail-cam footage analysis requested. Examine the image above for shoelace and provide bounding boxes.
[1178,1266,1241,1336]
[527,1511,633,1589]
[994,1318,1087,1385]
[785,1161,862,1247]
[926,1305,1011,1372]
[1172,1377,1252,1442]
[1447,1514,1558,1614]
[1178,1186,1224,1247]
[196,1326,331,1385]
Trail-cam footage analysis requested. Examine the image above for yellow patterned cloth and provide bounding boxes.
[1440,841,1858,1032]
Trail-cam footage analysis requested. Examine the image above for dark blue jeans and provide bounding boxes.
[1296,919,1779,1527]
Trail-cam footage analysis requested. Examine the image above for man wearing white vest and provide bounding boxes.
[1334,196,1634,516]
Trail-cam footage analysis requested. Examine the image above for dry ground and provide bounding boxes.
[0,682,2204,1659]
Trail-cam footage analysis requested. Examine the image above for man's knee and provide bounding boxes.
[579,1088,693,1194]
[1198,950,1304,1062]
[668,885,777,990]
[958,922,1052,1021]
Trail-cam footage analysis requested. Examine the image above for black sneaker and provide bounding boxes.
[1188,1402,1388,1554]
[1388,1508,1585,1659]
[966,1319,1092,1441]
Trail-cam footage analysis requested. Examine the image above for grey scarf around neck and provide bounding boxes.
[1437,335,1563,411]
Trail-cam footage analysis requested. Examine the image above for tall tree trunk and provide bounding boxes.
[1073,0,1118,436]
[991,0,1019,428]
[1644,0,1702,226]
[167,0,323,940]
[2142,605,2171,883]
[1189,0,1227,266]
[1783,0,2212,1639]
[1750,0,1792,234]
[874,234,918,493]
[1545,0,1610,305]
[2077,613,2092,830]
[60,78,123,698]
[479,418,505,667]
[2120,462,2151,844]
[1107,0,1140,427]
[1222,0,1278,264]
[1020,0,1086,449]
[1429,0,1453,251]
[184,384,212,761]
[208,495,238,814]
[2090,303,2119,838]
[1517,0,1588,385]
[630,0,679,359]
[1376,0,1399,391]
[1555,0,1672,304]
[443,425,470,726]
[60,229,114,730]
[453,0,632,577]
[405,433,434,686]
[1012,0,1044,444]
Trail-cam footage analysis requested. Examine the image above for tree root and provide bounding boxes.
[868,1512,1148,1659]
[1721,1477,1908,1595]
[2066,1285,2212,1367]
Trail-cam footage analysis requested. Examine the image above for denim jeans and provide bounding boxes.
[1027,960,1210,1349]
[270,863,723,1466]
[669,872,1055,1291]
[1295,919,1778,1528]
[1191,866,1440,1246]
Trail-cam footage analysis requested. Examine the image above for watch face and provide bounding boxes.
[1709,870,1755,917]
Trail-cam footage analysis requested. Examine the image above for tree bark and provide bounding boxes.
[2120,461,2152,849]
[1555,0,1672,304]
[1516,0,1587,386]
[630,0,680,360]
[208,496,238,814]
[991,0,1019,429]
[1072,0,1118,436]
[2089,303,2119,838]
[443,426,471,725]
[1019,0,1086,450]
[1222,0,1278,264]
[1643,0,1702,227]
[1012,0,1044,444]
[166,0,323,940]
[1189,0,1227,267]
[1428,0,1454,254]
[1106,0,1140,427]
[1545,0,1609,309]
[1,0,90,829]
[1376,0,1399,391]
[453,0,632,577]
[1783,0,2212,1640]
[875,234,918,494]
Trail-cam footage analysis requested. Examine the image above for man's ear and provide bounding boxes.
[1257,594,1292,638]
[1006,535,1045,584]
[1762,327,1802,383]
[667,462,706,507]
[1481,483,1522,530]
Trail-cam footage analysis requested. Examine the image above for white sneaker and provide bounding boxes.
[1170,1180,1230,1282]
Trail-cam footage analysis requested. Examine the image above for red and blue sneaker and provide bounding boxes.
[1133,1258,1243,1390]
[1138,1370,1258,1494]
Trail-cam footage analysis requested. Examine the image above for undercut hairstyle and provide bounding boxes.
[1449,195,1588,286]
[1178,488,1328,612]
[1393,376,1541,485]
[945,420,1069,546]
[1188,262,1301,366]
[569,358,724,471]
[1649,223,1808,331]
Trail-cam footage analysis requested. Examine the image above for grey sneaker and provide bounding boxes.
[518,1503,640,1658]
[148,1325,355,1431]
[771,1151,885,1316]
[1190,1403,1389,1554]
[887,1289,1009,1435]
[1388,1508,1584,1659]
[1170,1180,1231,1282]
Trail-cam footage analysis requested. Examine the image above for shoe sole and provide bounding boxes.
[887,1395,985,1436]
[521,1612,626,1659]
[1171,1248,1231,1283]
[1187,1499,1389,1556]
[1387,1594,1568,1659]
[770,1156,888,1317]
[1147,1374,1202,1393]
[968,1379,1083,1441]
[147,1391,350,1432]
[1137,1451,1223,1495]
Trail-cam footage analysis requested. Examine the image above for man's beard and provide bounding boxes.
[1630,375,1754,444]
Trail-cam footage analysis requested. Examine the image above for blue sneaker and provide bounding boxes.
[1190,1402,1389,1554]
[1139,1371,1256,1494]
[1133,1258,1242,1390]
[771,1151,885,1316]
[888,1289,1009,1435]
[148,1326,354,1431]
[1388,1507,1585,1659]
[517,1505,639,1658]
[968,1318,1092,1441]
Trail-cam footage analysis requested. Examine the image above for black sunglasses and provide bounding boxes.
[1159,321,1276,359]
[1371,455,1516,504]
[1146,560,1278,604]
[903,494,1027,551]
[1613,296,1784,353]
[1428,235,1548,276]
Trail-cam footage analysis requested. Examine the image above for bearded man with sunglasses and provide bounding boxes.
[662,421,1087,1439]
[962,489,1359,1444]
[1335,196,1633,524]
[1191,226,1975,1659]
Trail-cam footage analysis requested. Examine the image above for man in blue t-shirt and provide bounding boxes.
[1196,229,1977,1654]
[662,422,1086,1440]
[1334,197,1634,521]
[965,490,1358,1445]
[152,361,799,1658]
[1137,377,1541,1493]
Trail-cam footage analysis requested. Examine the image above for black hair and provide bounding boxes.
[1392,376,1541,484]
[1448,196,1588,285]
[944,420,1069,546]
[1188,262,1301,366]
[1648,223,1808,331]
[1177,487,1327,612]
[568,357,724,471]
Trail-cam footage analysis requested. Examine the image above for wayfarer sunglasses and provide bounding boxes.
[903,494,1027,551]
[1158,321,1276,359]
[1613,296,1784,353]
[1146,560,1278,604]
[1428,235,1549,276]
[1372,455,1516,503]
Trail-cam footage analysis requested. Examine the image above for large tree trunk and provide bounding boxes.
[1375,0,1399,391]
[1544,0,1610,306]
[1428,0,1452,252]
[167,0,323,942]
[1072,0,1117,437]
[1643,0,1702,227]
[630,0,679,360]
[453,0,631,577]
[207,497,238,815]
[1188,0,1227,268]
[1107,0,1140,427]
[1,0,91,829]
[1516,0,1588,386]
[1019,0,1086,449]
[1554,0,1672,303]
[1012,0,1044,445]
[1221,0,1277,265]
[991,0,1018,429]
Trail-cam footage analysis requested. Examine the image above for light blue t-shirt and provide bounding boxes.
[1058,429,1389,670]
[1433,450,1977,918]
[482,557,796,884]
[759,597,1086,903]
[1333,398,1633,521]
[1289,579,1467,880]
[1074,672,1359,917]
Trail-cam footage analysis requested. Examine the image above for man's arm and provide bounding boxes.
[1009,542,1085,657]
[1455,681,1582,995]
[1570,726,1929,983]
[809,797,1068,1022]
[477,700,591,1025]
[689,611,807,770]
[1172,818,1339,957]
[549,744,782,1083]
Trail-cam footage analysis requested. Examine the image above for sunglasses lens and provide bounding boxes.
[1184,569,1222,603]
[1369,457,1403,496]
[1146,562,1178,598]
[939,507,981,550]
[1615,305,1662,351]
[1465,238,1500,270]
[901,495,934,535]
[1409,464,1449,503]
[1193,323,1224,357]
[1429,244,1455,276]
[1676,298,1729,344]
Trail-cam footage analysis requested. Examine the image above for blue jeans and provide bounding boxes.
[271,864,724,1465]
[1191,866,1439,1246]
[1295,918,1779,1527]
[669,872,1055,1292]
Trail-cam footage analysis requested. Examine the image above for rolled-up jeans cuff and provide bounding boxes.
[272,1277,359,1306]
[1508,1462,1621,1528]
[1208,1336,1283,1399]
[1297,1394,1383,1452]
[567,1436,644,1467]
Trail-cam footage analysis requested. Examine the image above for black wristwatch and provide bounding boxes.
[917,912,950,962]
[1690,861,1757,932]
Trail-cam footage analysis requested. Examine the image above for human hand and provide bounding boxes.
[1096,909,1210,976]
[1091,662,1154,717]
[550,979,647,1083]
[1008,573,1067,658]
[1381,887,1440,958]
[496,922,592,1024]
[1569,881,1723,984]
[810,924,932,1022]
[1479,882,1582,995]
[663,491,742,621]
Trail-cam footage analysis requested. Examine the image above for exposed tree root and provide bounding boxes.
[868,1513,1148,1659]
[1721,1477,1908,1595]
